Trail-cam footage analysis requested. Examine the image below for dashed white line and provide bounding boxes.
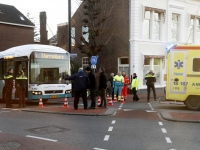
[26,135,58,142]
[118,108,121,110]
[158,122,163,126]
[165,137,172,143]
[93,148,107,150]
[119,106,122,108]
[104,135,110,141]
[108,127,113,131]
[161,128,167,133]
[111,120,116,124]
[170,149,176,150]
[146,110,157,112]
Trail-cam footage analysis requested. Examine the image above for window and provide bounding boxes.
[82,57,89,67]
[143,57,161,85]
[71,27,75,46]
[193,58,200,72]
[197,19,200,42]
[118,57,129,76]
[154,12,161,40]
[188,17,194,43]
[171,14,179,41]
[143,7,165,41]
[82,26,89,44]
[19,16,25,21]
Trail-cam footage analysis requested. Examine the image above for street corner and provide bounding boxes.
[0,132,92,150]
[159,111,200,123]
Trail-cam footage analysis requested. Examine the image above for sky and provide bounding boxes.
[1,0,81,39]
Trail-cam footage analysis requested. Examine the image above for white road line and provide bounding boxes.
[165,137,172,143]
[12,109,20,111]
[1,108,10,110]
[108,127,113,131]
[118,108,121,110]
[103,135,110,141]
[158,122,163,125]
[161,128,167,133]
[170,149,176,150]
[111,120,116,124]
[93,148,107,150]
[123,109,134,111]
[26,135,58,142]
[1,111,10,113]
[119,105,122,108]
[146,110,157,112]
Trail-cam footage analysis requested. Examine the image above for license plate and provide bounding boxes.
[50,95,58,99]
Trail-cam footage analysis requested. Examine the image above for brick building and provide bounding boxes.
[0,4,34,51]
[57,0,130,77]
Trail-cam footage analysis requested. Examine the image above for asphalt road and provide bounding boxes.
[0,100,200,150]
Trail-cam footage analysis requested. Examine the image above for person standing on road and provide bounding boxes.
[4,68,14,108]
[145,70,156,102]
[65,68,90,110]
[131,73,139,101]
[108,73,114,100]
[98,67,108,108]
[121,71,130,101]
[113,71,124,101]
[16,70,27,108]
[85,66,96,109]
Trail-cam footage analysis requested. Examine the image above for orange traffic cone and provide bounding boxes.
[97,96,101,107]
[120,96,125,104]
[108,99,113,106]
[38,96,44,108]
[63,96,69,108]
[113,95,117,102]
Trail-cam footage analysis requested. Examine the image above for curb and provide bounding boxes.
[159,112,200,123]
[22,108,117,116]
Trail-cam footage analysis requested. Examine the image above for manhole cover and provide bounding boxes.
[27,125,70,135]
[0,142,20,150]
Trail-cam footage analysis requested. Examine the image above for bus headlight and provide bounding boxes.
[32,91,42,95]
[65,90,71,94]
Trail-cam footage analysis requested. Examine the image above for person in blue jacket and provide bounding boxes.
[65,68,90,110]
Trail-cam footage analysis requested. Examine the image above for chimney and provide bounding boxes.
[40,11,48,44]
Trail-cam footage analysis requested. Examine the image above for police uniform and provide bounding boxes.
[16,72,27,107]
[113,74,124,100]
[4,72,13,108]
[145,71,156,102]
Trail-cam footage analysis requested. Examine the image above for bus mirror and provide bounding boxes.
[22,62,26,69]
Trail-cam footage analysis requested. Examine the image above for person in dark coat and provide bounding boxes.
[4,68,14,108]
[108,73,114,100]
[98,67,108,108]
[65,68,90,110]
[145,70,156,102]
[85,66,96,109]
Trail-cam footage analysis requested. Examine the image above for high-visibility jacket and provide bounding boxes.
[131,78,139,90]
[16,75,27,88]
[113,75,124,86]
[145,73,156,84]
[4,73,13,87]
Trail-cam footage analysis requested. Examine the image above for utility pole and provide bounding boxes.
[68,0,71,53]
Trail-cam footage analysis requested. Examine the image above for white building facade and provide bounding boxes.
[129,0,200,89]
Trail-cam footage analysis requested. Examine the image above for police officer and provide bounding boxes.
[145,70,156,102]
[16,70,27,108]
[4,68,14,108]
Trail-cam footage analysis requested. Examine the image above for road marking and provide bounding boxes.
[108,127,113,131]
[1,111,10,113]
[170,149,176,150]
[146,110,157,112]
[12,109,21,111]
[161,128,167,133]
[119,105,122,108]
[26,135,58,142]
[1,108,10,110]
[158,122,163,125]
[104,135,110,141]
[111,120,116,124]
[93,148,107,150]
[123,109,134,111]
[165,137,172,143]
[118,108,121,110]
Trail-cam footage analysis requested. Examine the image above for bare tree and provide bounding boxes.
[74,0,119,58]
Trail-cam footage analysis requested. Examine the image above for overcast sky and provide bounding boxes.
[1,0,80,39]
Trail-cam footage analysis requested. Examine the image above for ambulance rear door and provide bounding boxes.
[169,50,187,94]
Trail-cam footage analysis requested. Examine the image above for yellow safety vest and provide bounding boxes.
[131,78,139,90]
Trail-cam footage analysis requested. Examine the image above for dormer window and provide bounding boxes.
[20,16,25,21]
[0,9,3,14]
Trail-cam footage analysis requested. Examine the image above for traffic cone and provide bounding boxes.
[113,95,117,102]
[38,96,44,108]
[63,96,69,108]
[97,96,101,106]
[120,96,125,104]
[106,94,110,102]
[108,99,113,106]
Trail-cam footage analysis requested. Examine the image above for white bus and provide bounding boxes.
[0,44,72,102]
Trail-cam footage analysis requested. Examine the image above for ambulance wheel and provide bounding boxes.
[185,96,200,111]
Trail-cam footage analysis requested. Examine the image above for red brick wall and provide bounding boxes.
[0,24,34,51]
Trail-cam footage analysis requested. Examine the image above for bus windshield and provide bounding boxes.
[30,52,70,84]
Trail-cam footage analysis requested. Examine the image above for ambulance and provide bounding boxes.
[165,44,200,110]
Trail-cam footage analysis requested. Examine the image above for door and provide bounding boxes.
[170,50,187,94]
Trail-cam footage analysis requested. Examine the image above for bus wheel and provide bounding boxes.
[185,96,200,111]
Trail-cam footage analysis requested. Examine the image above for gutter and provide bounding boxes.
[0,21,34,28]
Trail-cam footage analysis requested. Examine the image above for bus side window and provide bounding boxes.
[0,61,3,80]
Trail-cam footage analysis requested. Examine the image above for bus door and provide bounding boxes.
[170,50,187,94]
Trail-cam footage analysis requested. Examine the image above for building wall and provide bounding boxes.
[0,24,34,51]
[130,0,200,89]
